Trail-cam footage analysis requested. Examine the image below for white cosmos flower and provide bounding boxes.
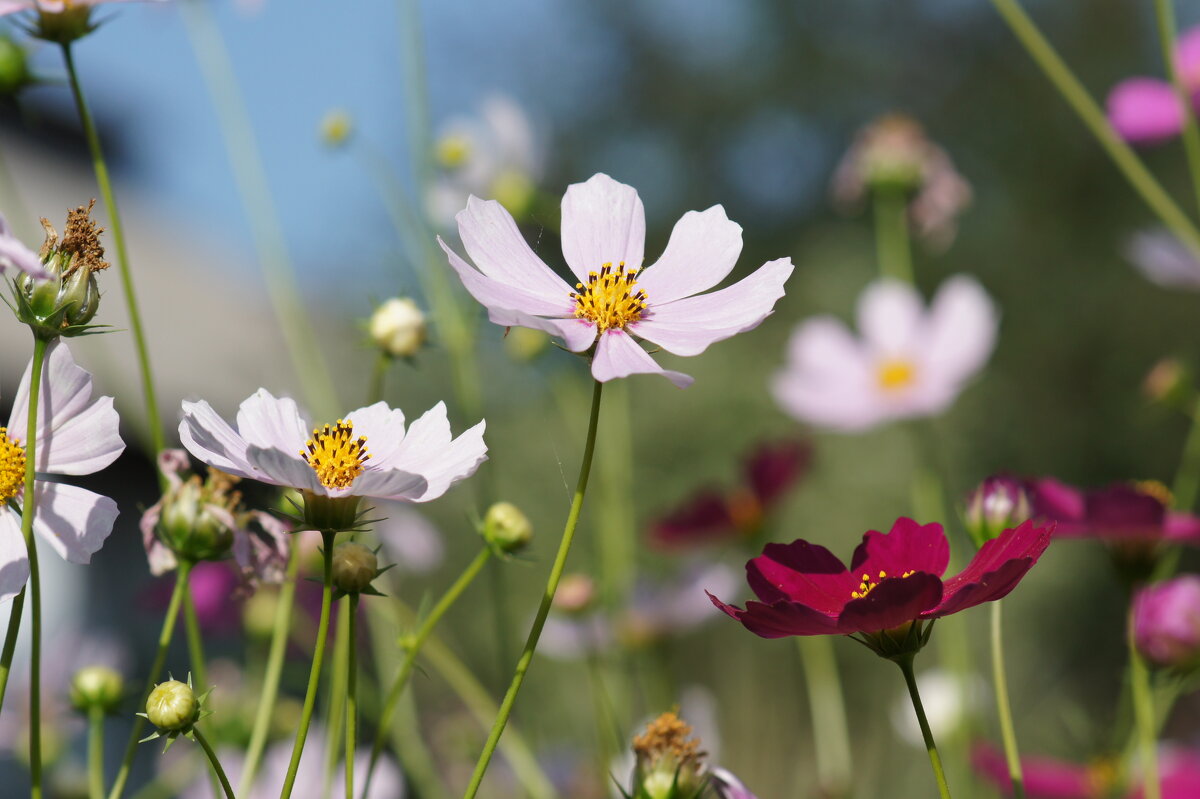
[772,275,997,432]
[178,389,486,504]
[0,341,124,602]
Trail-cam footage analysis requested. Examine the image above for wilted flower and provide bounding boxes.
[0,341,123,601]
[14,202,109,338]
[773,276,997,432]
[651,440,810,548]
[627,711,708,799]
[369,297,427,359]
[964,475,1033,546]
[441,173,793,388]
[0,0,161,44]
[1132,576,1200,669]
[710,517,1052,658]
[1108,27,1200,144]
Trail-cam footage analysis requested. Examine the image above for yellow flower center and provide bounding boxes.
[1133,479,1173,507]
[876,359,917,391]
[300,420,369,491]
[571,262,647,333]
[850,569,915,599]
[0,429,26,503]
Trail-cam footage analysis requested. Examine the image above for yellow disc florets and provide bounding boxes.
[571,262,647,332]
[0,429,27,503]
[850,569,916,599]
[876,358,917,392]
[301,420,369,490]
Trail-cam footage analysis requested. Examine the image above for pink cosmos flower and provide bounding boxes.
[972,743,1111,798]
[439,173,794,388]
[0,341,123,602]
[1027,479,1200,544]
[1107,27,1200,144]
[772,276,997,432]
[1131,575,1200,668]
[0,214,50,279]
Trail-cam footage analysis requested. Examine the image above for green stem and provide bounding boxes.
[108,561,192,799]
[897,654,954,799]
[1153,0,1200,215]
[20,335,46,799]
[874,186,914,283]
[88,706,105,799]
[461,379,604,799]
[60,45,166,466]
[279,531,336,799]
[238,544,300,796]
[345,594,360,799]
[596,379,636,608]
[0,585,26,714]
[192,728,236,799]
[795,636,853,796]
[990,602,1026,799]
[988,0,1200,256]
[322,602,350,799]
[368,352,392,406]
[1130,612,1161,799]
[362,545,492,797]
[1172,396,1200,513]
[183,587,209,702]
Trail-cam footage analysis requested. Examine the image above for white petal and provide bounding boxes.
[0,509,29,603]
[245,446,322,493]
[560,173,646,281]
[457,196,573,300]
[345,402,408,468]
[485,307,596,352]
[635,206,743,304]
[591,329,693,388]
[381,404,488,502]
[856,278,924,356]
[921,275,998,385]
[32,482,118,565]
[351,468,428,502]
[236,389,310,453]
[179,400,256,478]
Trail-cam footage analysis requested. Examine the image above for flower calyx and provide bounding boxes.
[138,673,213,752]
[330,540,392,598]
[851,619,936,662]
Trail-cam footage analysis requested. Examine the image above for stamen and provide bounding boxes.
[0,429,26,503]
[850,569,916,599]
[300,420,369,490]
[569,261,647,332]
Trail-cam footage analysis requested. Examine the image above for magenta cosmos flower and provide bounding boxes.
[1027,479,1200,544]
[974,742,1200,799]
[1108,26,1200,144]
[710,517,1051,656]
[1131,575,1200,668]
[439,173,794,388]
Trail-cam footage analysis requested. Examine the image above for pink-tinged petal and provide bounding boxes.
[934,521,1052,614]
[1107,78,1184,144]
[0,2,34,18]
[746,539,852,612]
[921,275,998,384]
[10,341,108,457]
[635,206,744,304]
[771,318,885,431]
[1165,511,1200,544]
[31,482,118,565]
[344,402,407,468]
[456,196,574,300]
[486,307,596,352]
[1028,478,1085,524]
[244,446,322,493]
[836,572,943,634]
[439,237,573,317]
[928,558,1038,617]
[179,400,255,479]
[1177,27,1200,87]
[381,403,488,502]
[0,509,29,603]
[235,389,309,453]
[971,743,1096,799]
[857,278,924,355]
[0,214,50,279]
[139,501,177,576]
[1125,229,1200,290]
[591,329,693,388]
[560,173,646,281]
[850,518,951,579]
[710,768,758,799]
[631,258,794,356]
[37,394,123,476]
[709,592,843,638]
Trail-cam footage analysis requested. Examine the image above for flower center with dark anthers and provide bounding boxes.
[876,358,917,392]
[850,569,915,599]
[301,420,369,490]
[570,262,647,332]
[1133,479,1173,507]
[0,429,26,503]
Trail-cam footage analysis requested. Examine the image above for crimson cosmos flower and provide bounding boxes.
[1027,479,1200,543]
[709,517,1052,657]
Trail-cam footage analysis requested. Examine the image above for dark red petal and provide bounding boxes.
[1029,478,1085,523]
[745,439,812,508]
[850,517,950,578]
[1086,483,1165,530]
[927,558,1037,617]
[943,520,1053,590]
[707,591,841,638]
[650,489,736,547]
[746,539,852,611]
[836,572,943,635]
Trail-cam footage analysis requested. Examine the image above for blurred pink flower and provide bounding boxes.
[440,172,794,388]
[972,743,1110,798]
[0,214,50,279]
[1125,229,1200,291]
[772,276,997,432]
[1028,479,1200,544]
[1107,27,1200,144]
[1131,575,1200,668]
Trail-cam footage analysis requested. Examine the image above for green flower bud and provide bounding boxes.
[243,589,280,639]
[70,665,124,714]
[0,34,33,96]
[483,502,533,554]
[14,202,109,340]
[145,680,199,733]
[332,542,379,594]
[369,298,427,358]
[158,475,236,563]
[963,476,1032,547]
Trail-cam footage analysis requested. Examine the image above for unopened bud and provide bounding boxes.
[0,34,33,96]
[332,542,378,594]
[1143,358,1192,408]
[490,168,537,220]
[146,680,199,732]
[553,573,596,614]
[435,132,472,169]
[369,298,427,358]
[70,665,124,714]
[320,109,354,149]
[158,477,236,563]
[964,476,1032,547]
[1132,576,1200,669]
[483,502,532,553]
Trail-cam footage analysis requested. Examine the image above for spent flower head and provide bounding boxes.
[627,711,708,799]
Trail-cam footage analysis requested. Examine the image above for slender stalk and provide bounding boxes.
[20,335,47,799]
[60,45,165,465]
[988,0,1200,256]
[596,379,636,608]
[874,186,914,283]
[1172,396,1200,512]
[192,728,236,799]
[368,352,392,406]
[109,562,192,799]
[897,654,954,799]
[183,589,209,702]
[795,636,853,797]
[990,602,1026,799]
[88,706,106,799]
[1129,613,1161,799]
[1154,0,1200,215]
[461,380,604,799]
[321,602,350,799]
[0,585,25,713]
[345,594,360,799]
[362,545,492,796]
[279,531,336,799]
[238,544,300,796]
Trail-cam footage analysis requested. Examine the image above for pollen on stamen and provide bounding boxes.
[300,420,369,490]
[0,429,26,503]
[850,568,916,599]
[569,261,647,333]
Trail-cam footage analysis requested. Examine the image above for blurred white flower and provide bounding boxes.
[620,561,738,646]
[1125,228,1200,290]
[889,668,982,748]
[371,502,444,575]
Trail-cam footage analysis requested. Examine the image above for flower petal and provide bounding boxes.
[560,173,646,281]
[746,439,811,508]
[836,571,943,634]
[857,278,924,356]
[1107,78,1183,144]
[1125,228,1200,290]
[771,317,885,432]
[921,275,997,385]
[32,482,119,565]
[179,400,256,479]
[708,592,843,638]
[485,307,597,352]
[439,236,574,317]
[377,402,488,502]
[745,539,852,612]
[971,743,1096,799]
[849,518,951,579]
[457,196,574,300]
[245,445,322,493]
[650,490,735,548]
[0,509,29,602]
[635,206,743,304]
[344,402,408,468]
[631,257,794,356]
[235,389,309,453]
[933,521,1052,615]
[591,330,693,388]
[0,214,50,279]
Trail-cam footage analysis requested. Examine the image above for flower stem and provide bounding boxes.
[1129,610,1162,799]
[795,636,852,797]
[987,0,1200,256]
[368,352,392,406]
[596,379,637,608]
[88,706,106,799]
[20,335,47,799]
[362,545,493,797]
[461,379,604,799]
[322,602,350,799]
[0,585,26,715]
[238,544,299,795]
[874,185,914,283]
[183,587,209,703]
[990,601,1026,799]
[897,654,954,799]
[60,45,166,466]
[193,728,236,799]
[345,594,360,799]
[108,560,192,799]
[1154,0,1200,216]
[279,531,336,799]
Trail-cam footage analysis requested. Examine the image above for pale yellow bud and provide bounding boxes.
[146,680,198,732]
[369,298,427,358]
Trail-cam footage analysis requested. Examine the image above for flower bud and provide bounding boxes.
[158,477,236,563]
[483,501,532,554]
[319,109,354,149]
[964,476,1032,547]
[1132,576,1200,669]
[1143,358,1193,409]
[70,665,124,714]
[0,34,33,96]
[332,542,378,594]
[553,573,596,614]
[15,202,109,339]
[630,712,707,799]
[369,298,427,358]
[146,680,199,732]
